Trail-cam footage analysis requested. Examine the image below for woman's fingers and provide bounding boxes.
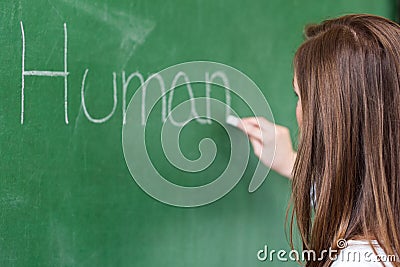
[237,117,275,143]
[234,116,296,179]
[241,117,274,131]
[237,120,264,143]
[249,137,263,158]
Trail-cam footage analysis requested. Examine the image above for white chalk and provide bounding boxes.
[226,115,240,127]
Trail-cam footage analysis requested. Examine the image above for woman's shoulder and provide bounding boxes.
[330,240,396,267]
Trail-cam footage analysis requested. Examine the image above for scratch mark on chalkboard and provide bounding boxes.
[72,105,84,137]
[43,40,60,68]
[70,86,86,138]
[46,0,64,21]
[83,140,88,172]
[18,0,22,17]
[10,2,16,26]
[69,97,85,150]
[35,171,43,209]
[121,42,139,69]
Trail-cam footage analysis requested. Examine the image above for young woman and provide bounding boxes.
[238,14,400,266]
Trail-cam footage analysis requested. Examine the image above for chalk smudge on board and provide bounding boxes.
[58,0,156,67]
[0,193,25,208]
[49,216,76,266]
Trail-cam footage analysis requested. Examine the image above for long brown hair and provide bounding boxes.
[291,14,400,266]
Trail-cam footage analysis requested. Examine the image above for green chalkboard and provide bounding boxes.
[0,0,393,266]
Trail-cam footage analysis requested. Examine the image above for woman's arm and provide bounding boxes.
[237,117,297,179]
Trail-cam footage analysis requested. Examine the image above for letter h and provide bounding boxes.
[20,21,69,124]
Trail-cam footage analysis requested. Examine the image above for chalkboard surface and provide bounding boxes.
[0,0,393,266]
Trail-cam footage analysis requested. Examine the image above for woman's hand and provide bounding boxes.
[237,117,297,179]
